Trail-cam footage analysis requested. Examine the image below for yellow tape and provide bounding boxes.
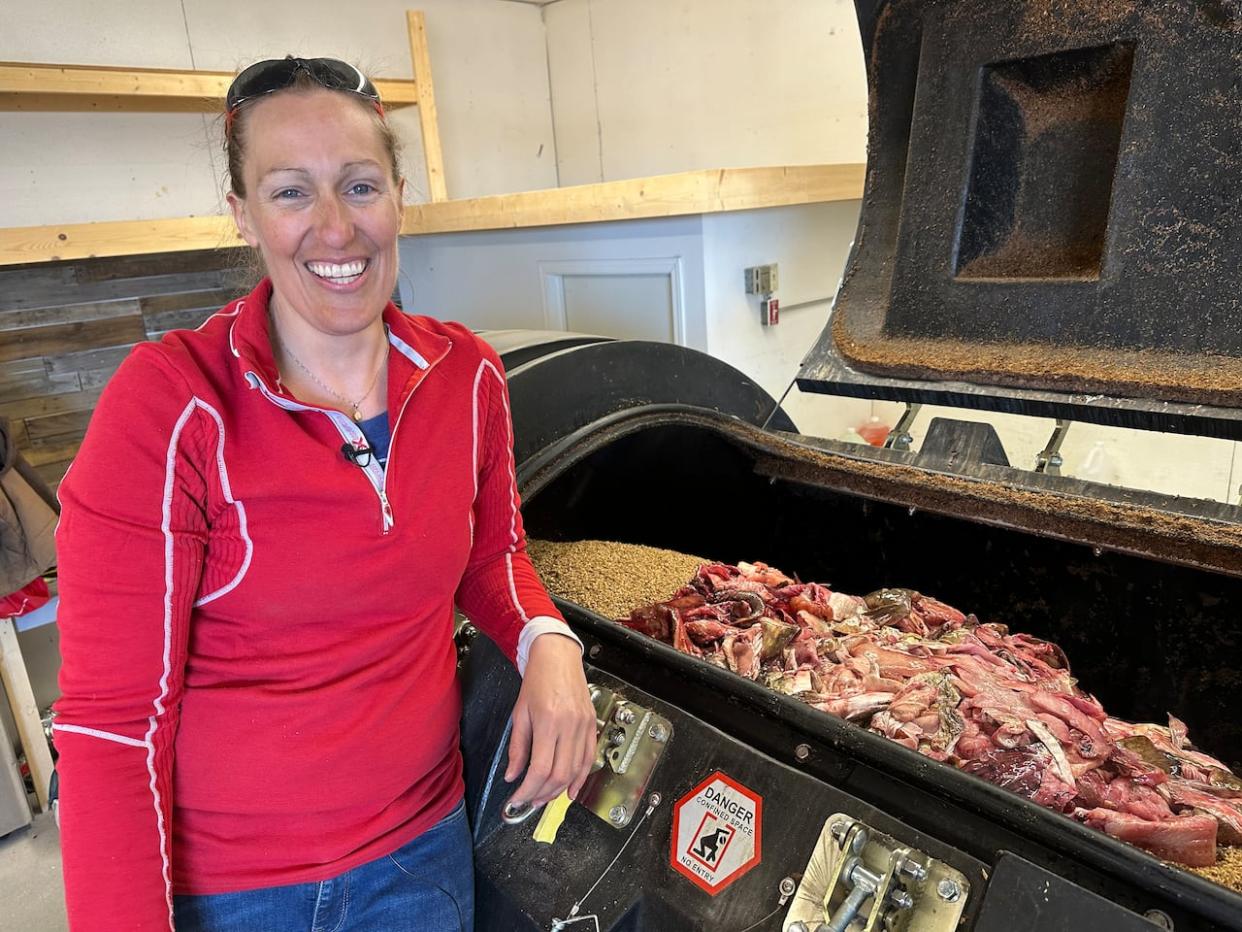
[532,790,573,844]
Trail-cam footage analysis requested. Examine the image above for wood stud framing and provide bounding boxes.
[407,10,448,202]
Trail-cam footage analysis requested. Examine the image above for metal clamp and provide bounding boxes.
[785,814,968,932]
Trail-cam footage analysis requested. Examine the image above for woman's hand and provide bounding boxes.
[505,633,597,808]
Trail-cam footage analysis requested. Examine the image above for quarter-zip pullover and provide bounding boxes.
[53,279,572,930]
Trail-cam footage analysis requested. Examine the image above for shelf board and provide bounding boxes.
[0,164,866,265]
[0,216,243,265]
[0,61,418,112]
[403,164,867,234]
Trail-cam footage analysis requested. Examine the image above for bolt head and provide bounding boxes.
[1143,910,1174,931]
[830,819,851,842]
[608,805,629,824]
[891,890,914,910]
[648,723,669,742]
[779,877,797,897]
[615,706,636,725]
[588,644,601,659]
[901,860,929,883]
[794,743,811,761]
[936,878,961,902]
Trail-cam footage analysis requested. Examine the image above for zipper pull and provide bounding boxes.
[379,489,395,532]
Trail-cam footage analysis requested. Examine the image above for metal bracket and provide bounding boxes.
[1034,418,1072,475]
[786,814,968,932]
[575,682,671,829]
[883,404,923,452]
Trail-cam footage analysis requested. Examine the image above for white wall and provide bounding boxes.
[543,0,868,185]
[700,201,866,440]
[0,0,558,226]
[398,216,708,350]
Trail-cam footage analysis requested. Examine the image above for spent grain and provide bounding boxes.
[528,539,704,620]
[1190,847,1242,893]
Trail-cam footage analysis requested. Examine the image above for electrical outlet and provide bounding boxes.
[761,296,780,326]
[744,263,779,295]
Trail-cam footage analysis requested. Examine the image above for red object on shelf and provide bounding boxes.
[0,576,50,617]
[856,415,891,447]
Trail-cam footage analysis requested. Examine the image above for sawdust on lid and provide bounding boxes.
[833,317,1242,409]
[740,421,1242,576]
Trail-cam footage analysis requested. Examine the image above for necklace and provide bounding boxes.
[275,325,388,422]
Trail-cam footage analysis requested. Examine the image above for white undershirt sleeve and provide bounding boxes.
[516,616,584,676]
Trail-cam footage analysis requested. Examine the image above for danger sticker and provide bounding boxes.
[670,771,762,894]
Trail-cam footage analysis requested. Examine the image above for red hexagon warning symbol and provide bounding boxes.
[670,771,762,894]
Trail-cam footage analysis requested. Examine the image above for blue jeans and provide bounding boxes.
[173,800,474,931]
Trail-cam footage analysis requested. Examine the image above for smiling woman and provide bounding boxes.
[225,68,406,417]
[234,98,403,420]
[51,57,597,932]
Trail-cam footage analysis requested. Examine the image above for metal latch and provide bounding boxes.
[1034,418,1072,475]
[575,682,672,829]
[883,404,922,452]
[785,814,969,932]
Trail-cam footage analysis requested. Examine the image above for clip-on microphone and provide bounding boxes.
[341,442,375,466]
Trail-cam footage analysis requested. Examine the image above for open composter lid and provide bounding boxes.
[799,0,1242,438]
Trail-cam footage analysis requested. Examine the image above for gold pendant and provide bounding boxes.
[353,408,363,422]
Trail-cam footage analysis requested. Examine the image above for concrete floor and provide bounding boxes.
[0,810,67,932]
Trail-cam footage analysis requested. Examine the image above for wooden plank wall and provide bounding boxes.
[0,250,249,491]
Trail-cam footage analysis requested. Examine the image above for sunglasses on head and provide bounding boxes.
[225,57,384,127]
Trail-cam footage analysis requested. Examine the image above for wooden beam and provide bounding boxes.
[0,165,865,265]
[0,215,243,265]
[0,61,417,112]
[406,11,449,201]
[0,618,54,811]
[402,164,866,234]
